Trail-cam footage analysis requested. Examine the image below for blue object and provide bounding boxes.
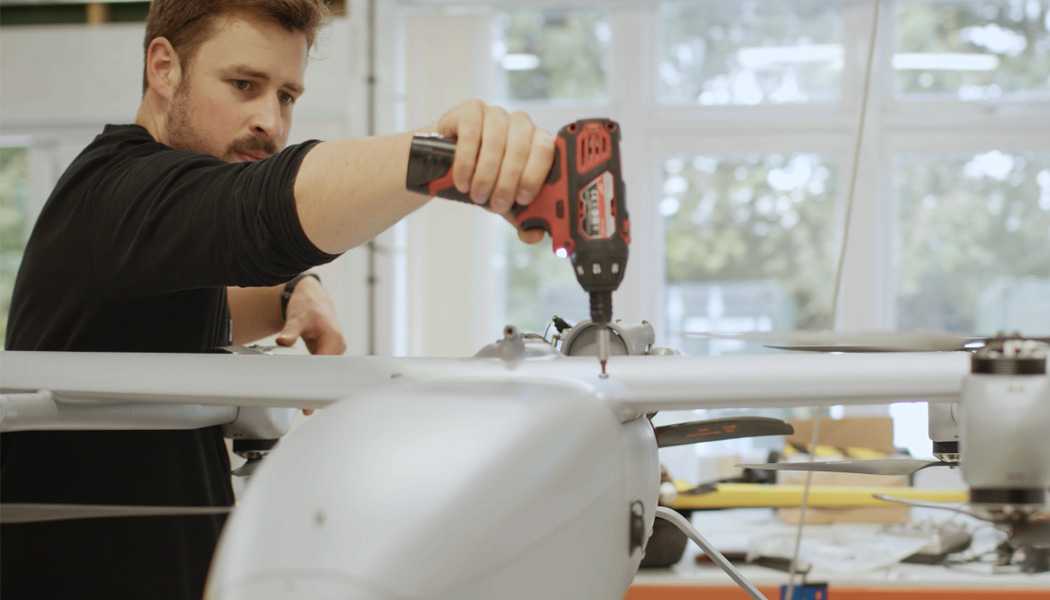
[780,582,828,600]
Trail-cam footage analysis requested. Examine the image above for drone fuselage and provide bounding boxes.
[205,378,659,600]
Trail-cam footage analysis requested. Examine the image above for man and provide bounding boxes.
[1,1,553,598]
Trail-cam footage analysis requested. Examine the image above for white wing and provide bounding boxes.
[1,350,968,420]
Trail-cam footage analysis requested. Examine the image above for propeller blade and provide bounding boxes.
[739,458,953,476]
[1,503,231,524]
[655,417,793,448]
[685,330,975,353]
[764,344,946,353]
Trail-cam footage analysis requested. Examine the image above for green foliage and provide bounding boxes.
[659,0,843,104]
[0,147,29,343]
[895,152,1050,333]
[896,0,1050,98]
[505,228,588,334]
[664,154,839,330]
[499,10,608,102]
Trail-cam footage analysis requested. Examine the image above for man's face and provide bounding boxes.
[166,12,307,162]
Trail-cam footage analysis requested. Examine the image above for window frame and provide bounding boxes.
[381,0,1050,351]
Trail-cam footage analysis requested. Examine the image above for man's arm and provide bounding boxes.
[88,101,548,299]
[294,101,554,254]
[227,284,284,345]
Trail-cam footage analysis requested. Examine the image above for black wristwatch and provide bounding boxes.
[280,272,321,321]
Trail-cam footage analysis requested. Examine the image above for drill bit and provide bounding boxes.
[591,291,613,378]
[598,326,610,378]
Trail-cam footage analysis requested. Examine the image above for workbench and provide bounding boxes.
[627,508,1050,599]
[629,556,1050,599]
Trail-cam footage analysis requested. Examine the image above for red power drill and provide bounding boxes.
[405,118,630,376]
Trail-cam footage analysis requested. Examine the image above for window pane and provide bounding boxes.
[658,0,844,106]
[503,228,588,335]
[895,0,1050,101]
[664,154,840,355]
[895,151,1050,334]
[0,147,30,343]
[492,9,610,103]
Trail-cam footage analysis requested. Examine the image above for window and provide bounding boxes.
[895,0,1050,101]
[502,228,589,334]
[0,147,30,343]
[894,150,1050,334]
[491,9,610,103]
[663,153,840,355]
[388,0,1050,465]
[658,0,844,105]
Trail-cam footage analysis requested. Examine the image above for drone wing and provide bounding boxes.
[2,350,968,419]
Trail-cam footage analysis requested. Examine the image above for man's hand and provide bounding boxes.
[276,276,344,416]
[435,100,554,245]
[276,276,346,355]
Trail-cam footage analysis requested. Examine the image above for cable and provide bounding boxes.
[784,415,821,598]
[655,507,768,600]
[831,0,881,318]
[785,1,883,597]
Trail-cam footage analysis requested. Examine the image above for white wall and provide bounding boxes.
[0,15,375,354]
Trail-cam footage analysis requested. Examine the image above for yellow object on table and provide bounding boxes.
[670,482,967,510]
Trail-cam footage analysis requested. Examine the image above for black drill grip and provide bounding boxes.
[407,134,562,218]
[406,135,474,203]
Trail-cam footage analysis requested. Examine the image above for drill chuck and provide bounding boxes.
[589,291,613,325]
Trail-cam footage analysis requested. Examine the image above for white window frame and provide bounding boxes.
[378,0,1050,356]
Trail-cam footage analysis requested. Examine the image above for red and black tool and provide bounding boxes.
[406,118,630,375]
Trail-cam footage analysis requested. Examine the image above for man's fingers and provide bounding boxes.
[517,228,545,244]
[436,100,483,194]
[470,105,509,206]
[490,112,534,214]
[516,129,556,206]
[434,100,550,241]
[301,327,346,356]
[313,334,347,356]
[501,213,545,245]
[275,318,303,347]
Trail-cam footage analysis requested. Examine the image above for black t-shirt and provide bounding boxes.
[1,124,337,599]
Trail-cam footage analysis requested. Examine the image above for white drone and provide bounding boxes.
[3,1,1050,597]
[3,325,1050,599]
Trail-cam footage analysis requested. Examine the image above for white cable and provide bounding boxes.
[784,416,821,598]
[786,1,883,597]
[831,0,881,318]
[655,506,768,600]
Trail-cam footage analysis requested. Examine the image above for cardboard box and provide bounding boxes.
[777,417,910,524]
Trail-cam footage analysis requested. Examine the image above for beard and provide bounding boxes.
[166,78,277,163]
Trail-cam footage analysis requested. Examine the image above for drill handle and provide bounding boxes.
[406,134,564,221]
[405,135,477,205]
[407,123,605,260]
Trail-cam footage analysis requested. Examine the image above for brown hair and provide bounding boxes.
[142,0,329,93]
